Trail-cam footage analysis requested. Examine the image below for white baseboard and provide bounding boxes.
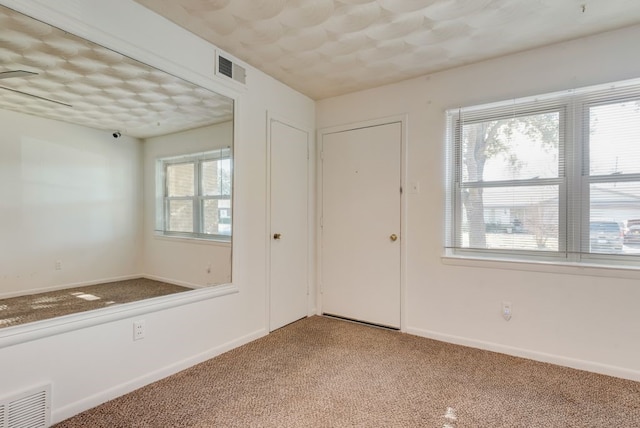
[52,327,268,424]
[0,274,141,299]
[142,274,207,290]
[405,326,640,382]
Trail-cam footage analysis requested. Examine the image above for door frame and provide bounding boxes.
[317,115,408,331]
[266,112,315,331]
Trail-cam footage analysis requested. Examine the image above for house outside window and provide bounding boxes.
[446,78,640,266]
[156,149,231,241]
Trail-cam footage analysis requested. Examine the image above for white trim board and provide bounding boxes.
[406,326,640,382]
[0,281,238,349]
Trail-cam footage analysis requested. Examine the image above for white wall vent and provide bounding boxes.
[216,53,246,85]
[0,384,51,428]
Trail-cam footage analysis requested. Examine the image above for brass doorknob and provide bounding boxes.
[390,234,398,242]
[273,233,282,240]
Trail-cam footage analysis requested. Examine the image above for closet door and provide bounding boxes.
[269,119,309,331]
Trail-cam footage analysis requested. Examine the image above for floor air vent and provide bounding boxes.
[216,54,246,85]
[0,385,51,428]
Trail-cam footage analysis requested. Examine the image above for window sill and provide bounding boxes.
[441,253,640,280]
[0,284,238,349]
[152,232,231,247]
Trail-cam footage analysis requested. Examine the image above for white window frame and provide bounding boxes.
[156,149,231,242]
[445,78,640,269]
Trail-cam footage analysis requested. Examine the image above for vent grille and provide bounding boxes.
[218,56,233,79]
[0,385,51,428]
[216,54,246,85]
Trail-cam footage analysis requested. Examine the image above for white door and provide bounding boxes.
[321,122,402,328]
[269,119,309,331]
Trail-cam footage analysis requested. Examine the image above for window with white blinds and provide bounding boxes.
[156,148,232,241]
[446,78,640,265]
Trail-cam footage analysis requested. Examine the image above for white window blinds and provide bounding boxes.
[446,78,640,265]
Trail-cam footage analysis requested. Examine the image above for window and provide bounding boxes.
[156,149,231,241]
[446,78,640,266]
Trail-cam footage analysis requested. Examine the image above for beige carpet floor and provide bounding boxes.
[0,278,190,328]
[54,316,640,427]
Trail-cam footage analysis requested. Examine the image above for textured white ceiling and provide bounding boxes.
[134,0,640,100]
[0,5,233,138]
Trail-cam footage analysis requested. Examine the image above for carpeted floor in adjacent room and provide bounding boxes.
[0,278,190,328]
[55,315,640,427]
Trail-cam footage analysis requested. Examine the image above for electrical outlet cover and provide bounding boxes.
[133,320,145,340]
[502,302,512,321]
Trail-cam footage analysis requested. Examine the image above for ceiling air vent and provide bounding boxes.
[0,384,51,428]
[216,54,246,85]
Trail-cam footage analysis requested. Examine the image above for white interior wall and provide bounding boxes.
[142,122,233,287]
[0,108,142,298]
[8,0,638,424]
[0,0,315,423]
[317,24,640,381]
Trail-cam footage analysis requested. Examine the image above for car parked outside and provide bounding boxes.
[624,225,640,246]
[590,221,624,253]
